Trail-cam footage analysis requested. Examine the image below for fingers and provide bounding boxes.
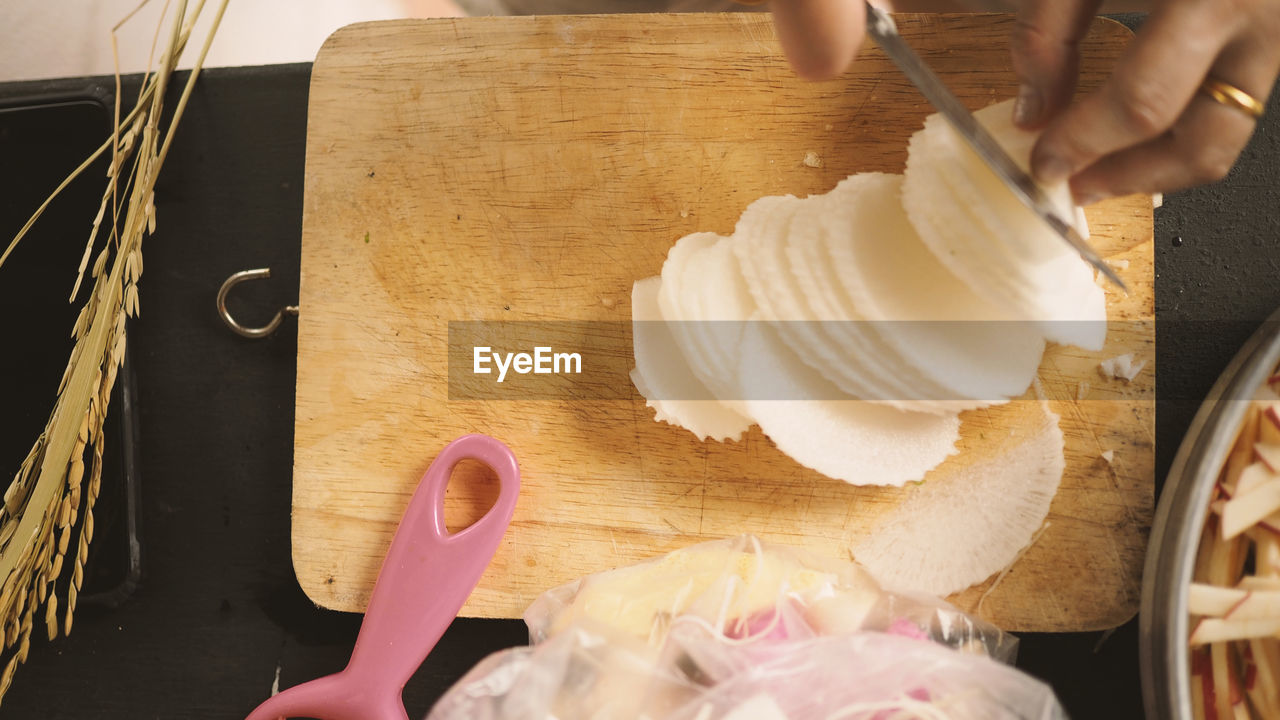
[770,0,867,80]
[1030,0,1240,184]
[1066,94,1255,202]
[1068,29,1280,201]
[1010,0,1102,128]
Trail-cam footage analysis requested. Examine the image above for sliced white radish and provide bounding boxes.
[901,124,1033,329]
[732,195,902,404]
[787,181,989,413]
[782,192,968,411]
[926,117,1105,350]
[736,320,961,487]
[677,235,757,405]
[813,173,1045,404]
[916,142,1102,351]
[916,113,1079,274]
[658,232,738,403]
[963,102,1088,257]
[851,400,1065,596]
[630,276,750,442]
[903,101,1107,351]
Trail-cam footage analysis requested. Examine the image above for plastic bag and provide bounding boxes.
[427,535,1065,720]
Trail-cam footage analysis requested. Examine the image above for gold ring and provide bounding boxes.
[1199,77,1266,120]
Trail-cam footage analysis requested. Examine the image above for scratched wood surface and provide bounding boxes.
[294,13,1153,631]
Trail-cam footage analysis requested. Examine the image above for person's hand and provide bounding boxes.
[770,0,869,80]
[1012,0,1279,203]
[769,1,1279,203]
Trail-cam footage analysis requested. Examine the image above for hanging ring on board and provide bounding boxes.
[216,268,300,339]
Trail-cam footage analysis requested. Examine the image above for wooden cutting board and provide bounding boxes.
[295,13,1153,632]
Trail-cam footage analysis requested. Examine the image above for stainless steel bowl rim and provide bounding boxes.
[1141,307,1280,720]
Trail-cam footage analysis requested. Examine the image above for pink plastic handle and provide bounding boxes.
[245,434,520,720]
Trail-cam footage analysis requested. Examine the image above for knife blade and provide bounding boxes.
[863,3,1126,291]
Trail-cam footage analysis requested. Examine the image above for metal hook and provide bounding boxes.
[217,268,299,339]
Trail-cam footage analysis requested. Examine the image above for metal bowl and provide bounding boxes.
[1141,307,1280,719]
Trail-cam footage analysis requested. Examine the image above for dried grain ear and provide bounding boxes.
[851,399,1065,596]
[630,276,749,442]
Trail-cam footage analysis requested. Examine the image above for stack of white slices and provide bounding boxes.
[630,98,1105,490]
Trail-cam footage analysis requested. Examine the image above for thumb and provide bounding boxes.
[771,0,867,80]
[1010,0,1102,128]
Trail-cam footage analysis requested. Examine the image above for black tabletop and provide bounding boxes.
[0,55,1277,719]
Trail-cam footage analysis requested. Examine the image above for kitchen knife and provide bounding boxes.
[864,3,1126,291]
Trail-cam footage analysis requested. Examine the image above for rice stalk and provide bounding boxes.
[0,0,228,703]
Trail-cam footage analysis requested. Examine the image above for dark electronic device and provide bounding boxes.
[0,94,142,607]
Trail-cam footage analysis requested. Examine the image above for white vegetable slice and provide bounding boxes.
[784,185,974,414]
[734,195,930,408]
[677,236,757,405]
[902,132,1027,312]
[737,320,961,487]
[631,276,751,442]
[814,173,1045,404]
[931,109,1105,349]
[961,102,1087,261]
[852,400,1065,596]
[926,117,1096,307]
[733,196,880,400]
[903,100,1106,351]
[658,232,738,402]
[923,108,1087,273]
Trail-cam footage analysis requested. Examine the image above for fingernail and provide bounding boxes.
[1034,153,1072,185]
[1075,192,1105,207]
[1013,83,1042,127]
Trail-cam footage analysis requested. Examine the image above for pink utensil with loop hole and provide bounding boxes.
[244,434,520,720]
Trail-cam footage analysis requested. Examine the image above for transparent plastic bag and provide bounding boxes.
[428,535,1063,720]
[663,632,1066,720]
